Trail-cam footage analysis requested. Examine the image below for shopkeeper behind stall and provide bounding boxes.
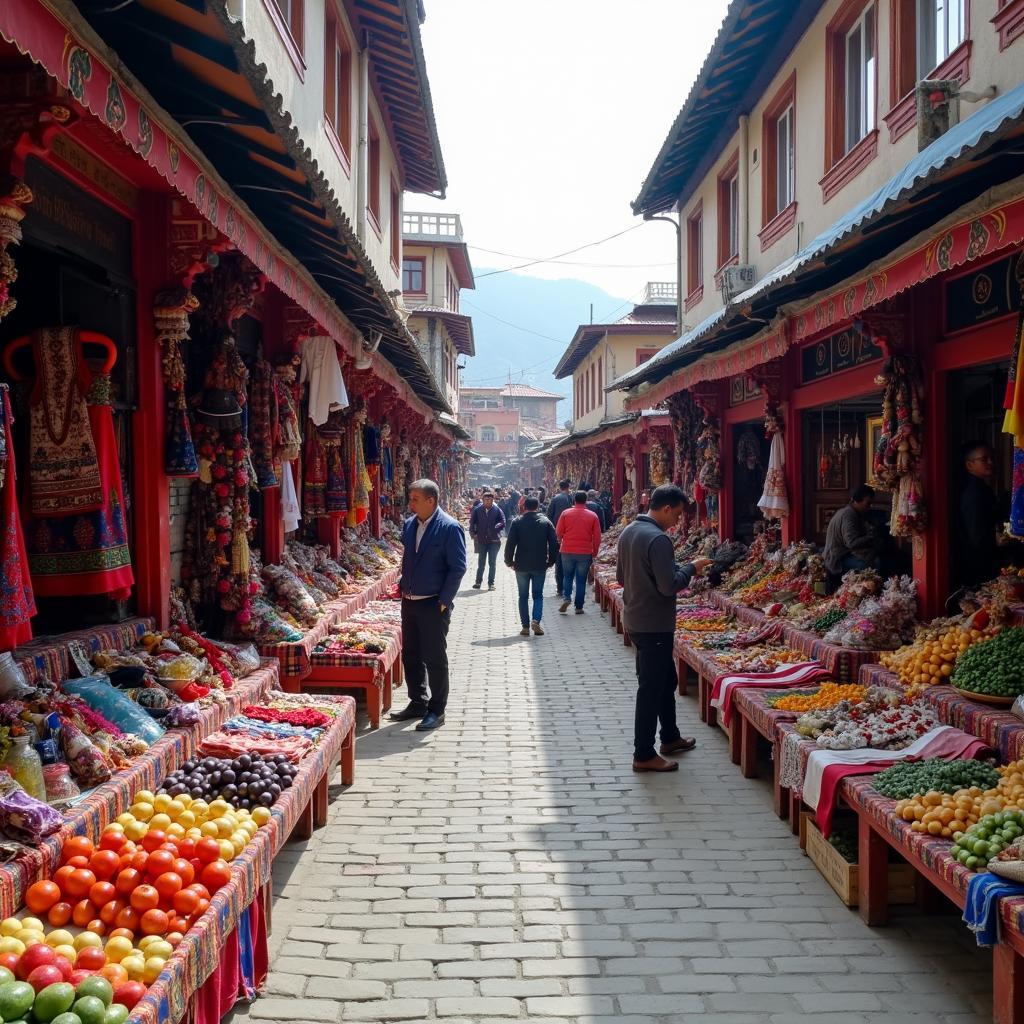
[956,441,1007,588]
[823,485,879,584]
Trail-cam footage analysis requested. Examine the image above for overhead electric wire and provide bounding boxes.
[473,224,646,279]
[469,243,674,270]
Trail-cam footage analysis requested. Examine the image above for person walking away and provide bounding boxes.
[617,484,713,772]
[470,490,505,590]
[391,479,467,731]
[586,489,607,532]
[546,479,573,596]
[507,486,521,519]
[823,485,878,588]
[556,490,601,614]
[504,495,558,636]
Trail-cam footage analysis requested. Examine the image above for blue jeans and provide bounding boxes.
[475,541,501,586]
[515,570,546,627]
[561,553,592,609]
[841,553,874,572]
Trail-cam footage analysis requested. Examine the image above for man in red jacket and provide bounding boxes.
[555,490,602,614]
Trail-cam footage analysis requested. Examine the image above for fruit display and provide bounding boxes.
[951,809,1024,869]
[881,620,997,691]
[872,758,1001,799]
[158,754,296,811]
[951,626,1024,699]
[810,607,846,634]
[703,645,805,674]
[0,970,134,1024]
[768,682,866,712]
[794,688,938,749]
[820,575,919,651]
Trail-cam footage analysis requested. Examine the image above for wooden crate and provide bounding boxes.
[804,814,916,907]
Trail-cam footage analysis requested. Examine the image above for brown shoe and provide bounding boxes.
[632,755,679,773]
[531,620,545,636]
[519,626,530,636]
[660,737,697,756]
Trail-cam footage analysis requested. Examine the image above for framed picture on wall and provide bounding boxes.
[866,415,887,489]
[816,503,845,536]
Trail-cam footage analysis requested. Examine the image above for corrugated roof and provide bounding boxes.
[615,80,1024,393]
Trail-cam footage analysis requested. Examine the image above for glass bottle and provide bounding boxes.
[2,735,47,802]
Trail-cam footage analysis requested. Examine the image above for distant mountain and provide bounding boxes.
[460,271,629,412]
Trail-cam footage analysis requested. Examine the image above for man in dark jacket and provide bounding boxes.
[545,479,573,596]
[504,496,559,637]
[391,479,467,731]
[469,490,506,591]
[617,484,712,772]
[586,489,607,532]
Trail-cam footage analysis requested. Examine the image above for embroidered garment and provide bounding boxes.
[27,371,134,598]
[347,421,371,527]
[303,419,327,518]
[274,375,301,462]
[0,386,35,650]
[28,328,103,516]
[757,430,789,519]
[299,335,349,426]
[248,360,279,489]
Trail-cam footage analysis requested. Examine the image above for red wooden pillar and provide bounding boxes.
[262,485,284,565]
[318,516,342,558]
[782,398,800,545]
[132,194,172,628]
[720,422,733,541]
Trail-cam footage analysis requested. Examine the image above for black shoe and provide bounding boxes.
[416,711,445,731]
[390,703,428,722]
[471,582,481,589]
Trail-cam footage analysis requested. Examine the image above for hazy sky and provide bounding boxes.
[413,0,732,312]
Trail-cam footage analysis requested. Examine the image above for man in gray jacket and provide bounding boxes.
[617,484,712,772]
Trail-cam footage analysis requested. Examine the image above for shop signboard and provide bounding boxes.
[801,327,883,384]
[944,252,1024,334]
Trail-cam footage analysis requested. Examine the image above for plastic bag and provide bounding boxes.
[60,721,111,787]
[0,784,63,843]
[0,653,32,700]
[61,676,164,744]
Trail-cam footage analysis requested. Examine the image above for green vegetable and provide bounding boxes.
[872,758,1001,799]
[951,808,1024,870]
[952,627,1024,697]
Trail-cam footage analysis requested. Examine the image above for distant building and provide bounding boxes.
[458,383,564,458]
[403,212,475,414]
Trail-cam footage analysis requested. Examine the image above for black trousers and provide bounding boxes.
[630,631,682,761]
[401,598,452,715]
[553,553,564,593]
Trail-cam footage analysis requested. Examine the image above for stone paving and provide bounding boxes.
[227,552,993,1024]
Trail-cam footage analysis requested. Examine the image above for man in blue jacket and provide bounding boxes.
[469,490,506,590]
[390,479,468,731]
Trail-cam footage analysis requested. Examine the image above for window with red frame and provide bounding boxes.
[269,0,304,63]
[445,267,459,312]
[390,179,400,268]
[717,154,740,268]
[761,72,796,235]
[597,357,603,411]
[891,0,968,105]
[402,257,425,294]
[824,1,877,170]
[635,347,660,367]
[367,119,381,227]
[686,202,703,297]
[324,7,351,158]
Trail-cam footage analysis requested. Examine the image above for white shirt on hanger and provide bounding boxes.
[299,335,349,426]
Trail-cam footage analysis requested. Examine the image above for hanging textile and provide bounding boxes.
[248,359,279,489]
[0,386,35,650]
[758,430,789,520]
[347,416,371,527]
[281,461,300,533]
[273,368,301,462]
[27,328,103,517]
[1004,305,1024,538]
[363,424,381,465]
[27,367,134,599]
[299,335,349,426]
[154,289,199,476]
[303,419,327,517]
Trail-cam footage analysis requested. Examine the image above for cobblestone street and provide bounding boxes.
[230,559,995,1024]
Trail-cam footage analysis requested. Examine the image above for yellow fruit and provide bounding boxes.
[135,791,155,804]
[46,930,74,948]
[121,954,146,981]
[152,794,172,813]
[186,827,203,841]
[115,813,136,828]
[191,801,209,819]
[105,936,134,963]
[230,835,246,856]
[213,817,234,839]
[251,807,272,827]
[21,918,44,934]
[74,931,103,951]
[200,821,219,839]
[143,955,167,984]
[17,930,44,947]
[105,822,125,834]
[166,800,186,820]
[53,944,76,964]
[0,918,21,938]
[144,939,173,960]
[149,813,172,831]
[167,823,186,839]
[130,803,154,822]
[0,938,25,956]
[218,839,236,862]
[125,820,148,842]
[177,811,196,829]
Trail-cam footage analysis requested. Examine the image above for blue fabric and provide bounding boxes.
[238,903,256,1000]
[470,502,506,544]
[400,508,468,608]
[561,553,592,609]
[964,872,1024,946]
[475,541,501,586]
[516,570,545,626]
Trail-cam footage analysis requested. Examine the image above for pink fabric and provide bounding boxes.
[709,662,831,726]
[190,915,240,1024]
[815,733,993,837]
[556,505,601,556]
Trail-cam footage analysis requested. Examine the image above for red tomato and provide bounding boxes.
[64,868,97,900]
[175,839,196,861]
[145,850,175,880]
[47,902,73,927]
[171,859,195,887]
[86,919,107,936]
[114,906,139,932]
[99,831,128,853]
[0,953,20,974]
[54,955,74,981]
[27,964,65,993]
[17,943,56,979]
[68,969,93,987]
[100,963,129,987]
[129,884,160,913]
[108,928,135,942]
[89,849,120,881]
[65,855,90,869]
[171,889,200,917]
[141,830,167,853]
[167,914,190,934]
[200,860,231,892]
[195,839,221,865]
[25,880,61,914]
[114,868,143,898]
[75,945,107,971]
[89,881,117,907]
[194,898,210,917]
[53,865,76,893]
[61,835,95,863]
[129,851,149,873]
[114,981,146,1010]
[99,898,126,926]
[186,883,211,902]
[154,872,183,903]
[72,899,98,928]
[139,908,169,935]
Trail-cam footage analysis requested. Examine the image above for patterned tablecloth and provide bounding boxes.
[256,568,400,679]
[708,593,766,627]
[0,661,279,918]
[310,634,401,681]
[780,624,881,683]
[732,687,800,740]
[129,694,356,1024]
[14,617,154,684]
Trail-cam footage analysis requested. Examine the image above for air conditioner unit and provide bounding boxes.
[721,264,755,302]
